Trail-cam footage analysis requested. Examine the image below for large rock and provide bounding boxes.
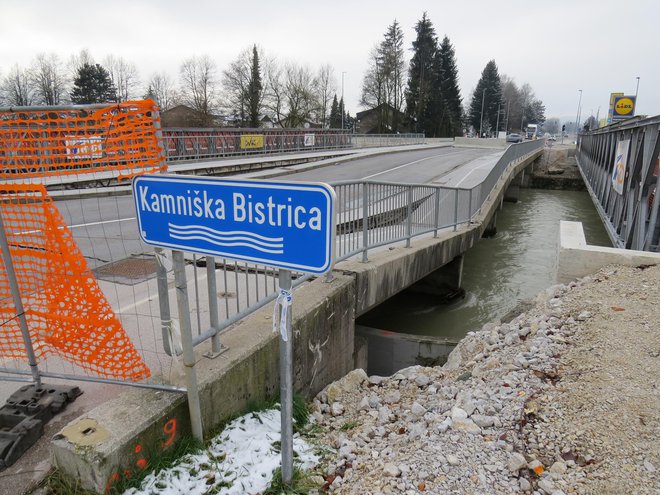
[324,368,368,404]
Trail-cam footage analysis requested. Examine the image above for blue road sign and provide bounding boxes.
[132,175,336,273]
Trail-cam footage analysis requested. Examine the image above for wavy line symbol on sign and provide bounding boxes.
[168,223,284,254]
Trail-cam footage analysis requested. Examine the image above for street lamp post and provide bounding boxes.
[479,89,486,138]
[574,89,582,141]
[635,76,640,100]
[341,71,346,130]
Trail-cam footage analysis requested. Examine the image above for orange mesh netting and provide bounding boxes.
[0,99,166,180]
[0,184,150,381]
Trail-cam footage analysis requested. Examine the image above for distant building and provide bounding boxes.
[161,105,217,128]
[356,104,410,134]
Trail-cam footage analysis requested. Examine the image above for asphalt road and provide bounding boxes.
[52,146,497,269]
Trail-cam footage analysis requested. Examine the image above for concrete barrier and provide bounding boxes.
[454,137,507,149]
[557,221,660,283]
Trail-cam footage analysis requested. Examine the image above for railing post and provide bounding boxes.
[0,214,41,388]
[172,250,204,442]
[468,190,473,221]
[362,183,369,262]
[205,256,227,358]
[453,189,459,231]
[155,248,174,356]
[406,185,413,247]
[433,187,440,238]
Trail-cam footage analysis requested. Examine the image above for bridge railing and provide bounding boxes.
[576,115,660,251]
[162,128,426,161]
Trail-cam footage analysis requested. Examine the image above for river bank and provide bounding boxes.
[312,263,659,494]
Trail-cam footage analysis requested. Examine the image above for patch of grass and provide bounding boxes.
[264,466,323,495]
[42,468,98,495]
[107,435,204,494]
[292,394,309,431]
[339,421,358,431]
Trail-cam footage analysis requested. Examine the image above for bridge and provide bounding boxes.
[576,115,659,252]
[4,102,657,492]
[43,139,543,492]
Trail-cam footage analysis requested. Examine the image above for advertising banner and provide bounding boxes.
[612,96,636,120]
[240,134,264,149]
[612,139,630,194]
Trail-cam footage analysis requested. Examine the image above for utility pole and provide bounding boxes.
[495,103,501,138]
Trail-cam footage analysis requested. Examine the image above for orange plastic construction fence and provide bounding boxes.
[0,99,166,180]
[0,183,150,381]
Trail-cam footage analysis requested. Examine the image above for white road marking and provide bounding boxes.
[360,156,438,180]
[16,217,135,236]
[453,161,496,187]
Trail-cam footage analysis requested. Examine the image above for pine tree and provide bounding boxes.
[468,60,502,136]
[405,13,438,135]
[436,36,463,137]
[70,63,117,104]
[247,45,262,128]
[329,94,340,128]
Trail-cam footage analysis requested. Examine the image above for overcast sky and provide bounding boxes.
[1,0,657,122]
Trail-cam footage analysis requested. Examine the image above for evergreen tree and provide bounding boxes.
[247,45,262,128]
[405,13,438,134]
[70,63,117,104]
[436,36,463,137]
[329,94,340,128]
[468,60,502,136]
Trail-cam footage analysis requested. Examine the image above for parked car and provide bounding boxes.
[506,133,522,143]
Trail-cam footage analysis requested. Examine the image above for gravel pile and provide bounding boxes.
[311,264,659,494]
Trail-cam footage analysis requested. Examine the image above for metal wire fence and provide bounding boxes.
[162,128,426,161]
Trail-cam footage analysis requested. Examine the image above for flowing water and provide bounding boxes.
[357,189,612,340]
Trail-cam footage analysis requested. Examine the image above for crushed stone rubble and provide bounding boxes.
[311,264,659,494]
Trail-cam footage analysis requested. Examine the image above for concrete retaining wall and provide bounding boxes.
[557,221,660,283]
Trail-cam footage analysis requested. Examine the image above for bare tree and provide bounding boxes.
[179,55,219,125]
[67,48,94,80]
[262,57,285,127]
[1,64,34,106]
[282,63,318,128]
[104,55,140,102]
[316,64,336,128]
[29,53,68,105]
[145,72,176,110]
[222,46,253,126]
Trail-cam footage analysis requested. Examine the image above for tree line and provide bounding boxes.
[0,15,546,135]
[0,48,350,129]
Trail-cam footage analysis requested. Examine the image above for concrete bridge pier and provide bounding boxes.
[407,255,464,301]
[483,213,498,238]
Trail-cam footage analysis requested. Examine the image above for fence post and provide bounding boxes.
[468,190,473,222]
[0,214,41,388]
[362,183,369,262]
[433,188,440,238]
[205,256,226,357]
[453,189,459,231]
[155,248,174,356]
[172,250,204,441]
[406,185,413,247]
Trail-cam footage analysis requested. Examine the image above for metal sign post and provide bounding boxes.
[276,269,294,484]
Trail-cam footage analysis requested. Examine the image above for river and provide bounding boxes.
[357,189,612,340]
